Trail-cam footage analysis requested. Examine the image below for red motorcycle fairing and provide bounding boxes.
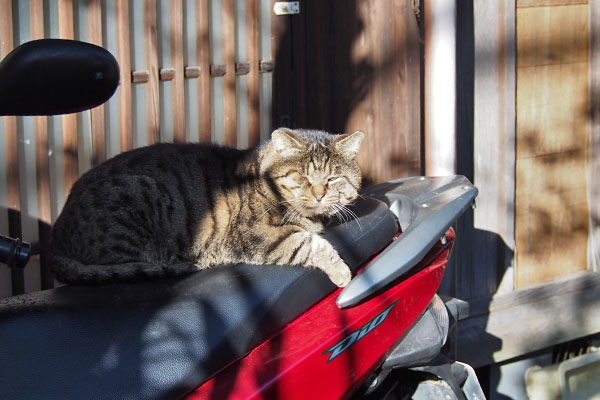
[184,229,454,400]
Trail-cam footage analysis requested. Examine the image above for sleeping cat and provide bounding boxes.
[50,128,364,287]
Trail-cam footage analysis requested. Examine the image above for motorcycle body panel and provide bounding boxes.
[184,231,453,400]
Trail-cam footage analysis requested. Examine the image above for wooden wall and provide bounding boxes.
[0,1,423,298]
[271,0,422,184]
[0,0,275,298]
[455,0,600,369]
[515,0,590,288]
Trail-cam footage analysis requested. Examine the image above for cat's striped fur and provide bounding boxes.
[50,129,364,287]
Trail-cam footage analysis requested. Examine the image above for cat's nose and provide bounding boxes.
[312,186,326,202]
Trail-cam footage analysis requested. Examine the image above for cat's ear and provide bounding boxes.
[334,131,364,159]
[271,129,306,157]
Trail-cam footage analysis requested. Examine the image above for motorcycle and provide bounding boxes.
[0,39,484,400]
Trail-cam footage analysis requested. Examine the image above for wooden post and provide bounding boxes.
[424,0,457,176]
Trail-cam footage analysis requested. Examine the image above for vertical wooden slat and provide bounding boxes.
[88,0,107,165]
[222,0,236,146]
[184,0,199,142]
[130,0,147,148]
[171,0,186,142]
[258,0,272,140]
[102,0,122,159]
[145,0,160,145]
[271,0,291,130]
[209,0,224,143]
[45,0,67,226]
[30,0,53,289]
[116,0,133,151]
[74,3,94,175]
[246,0,260,146]
[307,1,331,130]
[158,0,173,143]
[291,0,307,128]
[0,0,24,295]
[58,0,78,195]
[515,3,590,287]
[197,0,211,142]
[233,0,248,148]
[590,0,600,272]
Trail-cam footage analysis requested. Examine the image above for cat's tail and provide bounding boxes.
[50,253,200,284]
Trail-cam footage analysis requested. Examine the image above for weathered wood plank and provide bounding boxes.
[196,0,211,142]
[145,0,160,145]
[589,0,600,273]
[246,0,260,146]
[517,0,588,8]
[208,0,224,144]
[222,0,236,146]
[116,0,132,152]
[463,0,516,299]
[30,0,53,290]
[58,0,79,196]
[258,0,272,141]
[457,272,600,367]
[349,0,421,182]
[171,0,186,142]
[88,0,107,165]
[515,3,590,288]
[271,0,292,130]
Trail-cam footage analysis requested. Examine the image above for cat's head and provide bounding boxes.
[262,128,364,218]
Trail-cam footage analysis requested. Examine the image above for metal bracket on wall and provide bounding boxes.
[273,2,300,16]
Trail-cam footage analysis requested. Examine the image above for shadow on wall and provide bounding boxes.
[271,0,423,184]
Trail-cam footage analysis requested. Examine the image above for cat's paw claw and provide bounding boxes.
[330,265,352,288]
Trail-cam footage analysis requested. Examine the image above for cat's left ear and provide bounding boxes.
[271,128,306,157]
[334,131,364,159]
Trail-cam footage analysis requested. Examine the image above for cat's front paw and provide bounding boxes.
[328,263,352,287]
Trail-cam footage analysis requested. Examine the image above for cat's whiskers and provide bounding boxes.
[282,207,302,225]
[259,199,297,219]
[331,203,362,231]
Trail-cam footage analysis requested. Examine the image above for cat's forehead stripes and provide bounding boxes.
[307,156,332,177]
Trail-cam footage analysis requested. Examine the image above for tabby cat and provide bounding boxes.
[50,128,364,287]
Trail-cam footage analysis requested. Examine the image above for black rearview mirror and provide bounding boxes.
[0,39,119,116]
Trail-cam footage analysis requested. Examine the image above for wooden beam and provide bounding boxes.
[246,0,260,146]
[116,0,132,152]
[196,0,211,142]
[222,0,236,147]
[171,0,186,142]
[145,0,159,145]
[515,3,590,287]
[58,0,79,195]
[457,272,600,367]
[590,0,600,273]
[88,0,107,165]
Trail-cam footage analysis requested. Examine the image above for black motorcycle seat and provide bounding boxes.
[0,196,398,400]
